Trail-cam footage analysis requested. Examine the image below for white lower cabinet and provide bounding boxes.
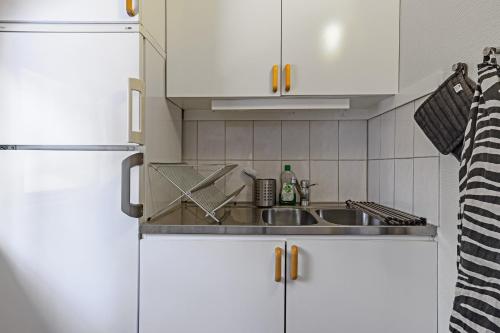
[139,236,437,333]
[139,236,286,333]
[286,238,437,333]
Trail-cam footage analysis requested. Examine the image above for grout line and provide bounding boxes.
[392,112,396,208]
[438,155,441,227]
[365,120,370,201]
[368,155,438,160]
[280,120,283,163]
[377,160,381,203]
[412,157,415,214]
[308,121,311,182]
[338,121,341,200]
[195,120,199,161]
[366,120,369,201]
[377,117,381,160]
[224,120,227,163]
[252,120,256,161]
[251,120,254,162]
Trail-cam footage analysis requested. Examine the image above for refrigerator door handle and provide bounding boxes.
[128,78,145,145]
[121,152,144,218]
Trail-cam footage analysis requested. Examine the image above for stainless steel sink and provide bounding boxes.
[261,208,318,226]
[316,209,386,226]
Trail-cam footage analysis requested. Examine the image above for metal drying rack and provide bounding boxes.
[148,163,244,223]
[346,200,427,226]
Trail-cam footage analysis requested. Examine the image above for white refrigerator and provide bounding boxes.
[0,5,181,333]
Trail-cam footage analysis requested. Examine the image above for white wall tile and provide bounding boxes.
[253,161,282,180]
[182,159,197,166]
[414,157,439,225]
[339,121,367,160]
[253,160,281,201]
[414,96,439,157]
[368,117,381,159]
[394,159,414,213]
[395,103,415,158]
[226,121,253,160]
[282,121,309,160]
[380,111,395,159]
[310,121,339,160]
[225,161,253,202]
[281,161,309,181]
[182,121,197,160]
[310,161,339,202]
[438,154,460,333]
[339,161,367,201]
[180,160,197,202]
[379,159,395,207]
[414,124,439,157]
[197,121,225,160]
[197,161,226,192]
[368,160,380,202]
[254,121,281,160]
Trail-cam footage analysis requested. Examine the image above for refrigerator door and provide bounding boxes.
[0,0,139,23]
[0,32,143,145]
[0,150,139,333]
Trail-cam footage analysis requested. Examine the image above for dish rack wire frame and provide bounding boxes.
[148,163,245,223]
[346,200,427,226]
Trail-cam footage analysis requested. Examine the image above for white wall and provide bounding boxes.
[368,97,456,332]
[372,1,500,331]
[182,120,368,203]
[400,0,500,88]
[368,97,440,223]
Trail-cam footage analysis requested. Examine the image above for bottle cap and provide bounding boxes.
[284,164,291,171]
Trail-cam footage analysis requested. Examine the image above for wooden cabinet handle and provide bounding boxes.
[275,247,282,282]
[272,65,279,93]
[126,0,138,17]
[291,245,298,280]
[285,64,291,92]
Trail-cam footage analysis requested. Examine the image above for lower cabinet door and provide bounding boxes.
[139,236,285,333]
[286,238,437,333]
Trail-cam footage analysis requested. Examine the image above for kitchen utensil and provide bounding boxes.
[254,179,276,207]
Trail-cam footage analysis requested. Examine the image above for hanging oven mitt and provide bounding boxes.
[414,63,476,160]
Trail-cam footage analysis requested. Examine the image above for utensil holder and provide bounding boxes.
[254,179,276,207]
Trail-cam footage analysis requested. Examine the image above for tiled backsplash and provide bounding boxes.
[182,120,368,202]
[368,96,441,225]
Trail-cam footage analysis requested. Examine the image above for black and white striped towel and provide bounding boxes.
[450,52,500,332]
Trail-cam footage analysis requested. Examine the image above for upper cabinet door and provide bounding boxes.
[282,0,399,96]
[0,0,143,23]
[166,0,282,98]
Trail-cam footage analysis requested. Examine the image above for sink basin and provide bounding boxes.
[316,209,385,226]
[261,208,318,226]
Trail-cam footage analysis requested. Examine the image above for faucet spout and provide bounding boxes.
[294,179,317,206]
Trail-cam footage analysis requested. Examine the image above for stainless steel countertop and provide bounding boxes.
[140,203,437,237]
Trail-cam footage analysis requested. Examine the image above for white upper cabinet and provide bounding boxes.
[282,0,399,95]
[166,0,282,98]
[166,0,399,98]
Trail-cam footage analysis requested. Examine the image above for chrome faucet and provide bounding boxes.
[292,177,317,206]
